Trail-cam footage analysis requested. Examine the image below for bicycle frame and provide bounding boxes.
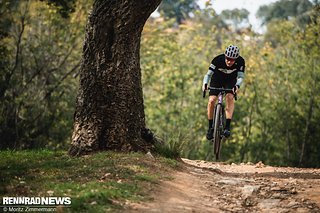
[203,87,236,160]
[217,92,224,106]
[209,87,236,131]
[216,92,225,133]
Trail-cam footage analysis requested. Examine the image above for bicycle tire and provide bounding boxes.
[213,104,222,160]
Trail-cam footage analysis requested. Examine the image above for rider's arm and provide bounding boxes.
[236,71,245,88]
[236,57,245,88]
[203,63,215,85]
[203,69,214,85]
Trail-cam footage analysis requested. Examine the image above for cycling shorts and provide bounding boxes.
[209,71,237,96]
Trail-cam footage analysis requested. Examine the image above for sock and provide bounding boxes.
[225,119,231,130]
[208,119,213,129]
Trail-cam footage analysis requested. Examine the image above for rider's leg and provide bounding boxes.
[208,95,218,120]
[225,93,235,131]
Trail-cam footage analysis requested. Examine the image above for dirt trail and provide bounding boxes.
[129,159,320,212]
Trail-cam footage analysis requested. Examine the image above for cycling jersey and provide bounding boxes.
[203,54,245,95]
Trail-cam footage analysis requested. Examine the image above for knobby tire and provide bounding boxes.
[213,104,222,160]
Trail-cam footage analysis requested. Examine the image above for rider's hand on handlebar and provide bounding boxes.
[202,84,208,92]
[232,85,239,94]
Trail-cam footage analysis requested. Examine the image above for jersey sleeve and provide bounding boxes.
[238,58,245,73]
[204,56,219,85]
[209,56,220,71]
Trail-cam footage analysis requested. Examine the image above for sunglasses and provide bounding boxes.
[225,57,236,62]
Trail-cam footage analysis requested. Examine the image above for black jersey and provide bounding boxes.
[209,54,245,79]
[207,54,245,94]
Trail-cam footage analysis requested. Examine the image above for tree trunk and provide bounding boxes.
[69,0,161,156]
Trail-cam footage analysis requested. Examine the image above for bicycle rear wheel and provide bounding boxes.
[213,104,222,160]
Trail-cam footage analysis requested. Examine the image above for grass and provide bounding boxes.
[0,150,180,212]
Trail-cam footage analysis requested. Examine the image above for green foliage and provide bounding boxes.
[244,6,319,168]
[142,6,320,167]
[220,8,250,30]
[141,12,254,162]
[0,0,19,38]
[154,134,184,159]
[257,0,314,26]
[41,0,77,18]
[0,0,92,149]
[158,0,199,24]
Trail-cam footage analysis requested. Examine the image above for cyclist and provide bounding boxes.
[202,45,245,140]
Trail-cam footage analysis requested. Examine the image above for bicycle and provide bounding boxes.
[203,87,237,160]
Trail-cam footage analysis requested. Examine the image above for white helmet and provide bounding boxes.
[225,45,240,59]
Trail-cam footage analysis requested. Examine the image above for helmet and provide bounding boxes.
[225,45,240,59]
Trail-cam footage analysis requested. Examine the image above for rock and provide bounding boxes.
[242,197,256,207]
[241,185,261,197]
[287,201,300,208]
[47,190,54,196]
[100,173,111,180]
[290,188,298,194]
[146,151,155,160]
[257,199,281,209]
[255,161,265,168]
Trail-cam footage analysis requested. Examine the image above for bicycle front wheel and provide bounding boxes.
[213,104,222,160]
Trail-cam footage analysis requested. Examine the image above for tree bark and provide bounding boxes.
[69,0,161,156]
